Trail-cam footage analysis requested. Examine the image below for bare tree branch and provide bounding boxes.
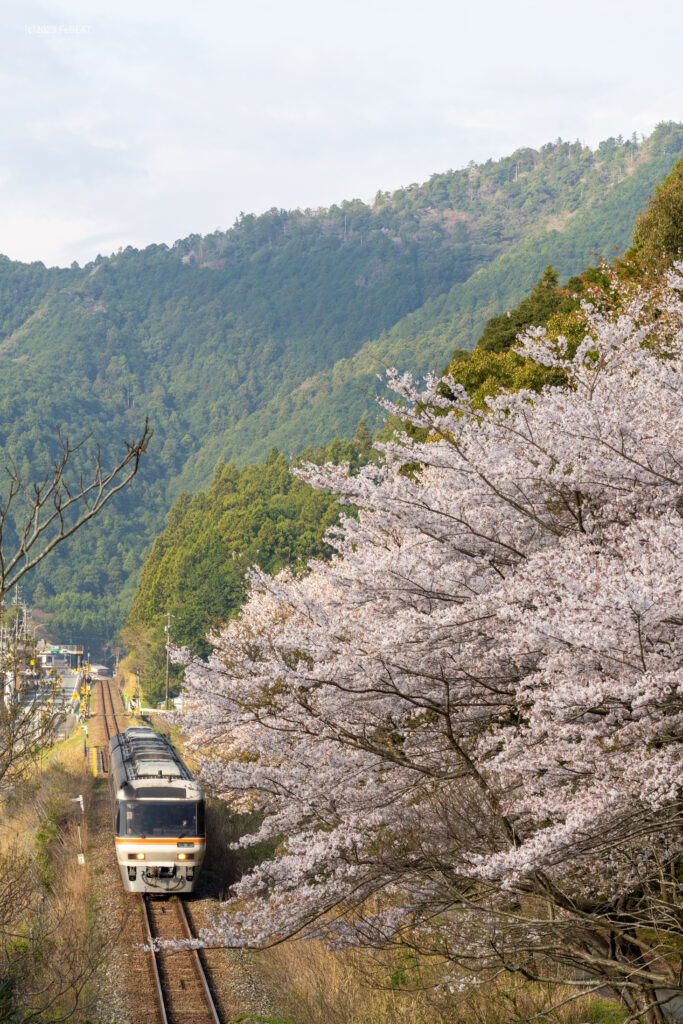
[0,418,151,603]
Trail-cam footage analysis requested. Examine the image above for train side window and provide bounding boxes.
[114,801,122,835]
[197,800,205,835]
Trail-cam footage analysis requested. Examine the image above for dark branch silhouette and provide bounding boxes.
[0,419,152,603]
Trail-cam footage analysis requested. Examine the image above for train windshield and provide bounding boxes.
[118,800,204,838]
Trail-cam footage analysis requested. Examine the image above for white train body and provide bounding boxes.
[109,726,206,893]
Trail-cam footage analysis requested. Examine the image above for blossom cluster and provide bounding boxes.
[178,270,682,986]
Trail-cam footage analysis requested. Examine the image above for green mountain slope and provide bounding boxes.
[211,129,683,465]
[124,438,371,703]
[1,123,682,643]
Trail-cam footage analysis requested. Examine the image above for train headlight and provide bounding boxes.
[177,852,194,861]
[128,852,145,860]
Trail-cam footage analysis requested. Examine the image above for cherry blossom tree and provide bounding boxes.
[180,269,683,1024]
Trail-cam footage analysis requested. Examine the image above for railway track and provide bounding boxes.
[142,896,221,1024]
[99,676,123,740]
[98,678,223,1023]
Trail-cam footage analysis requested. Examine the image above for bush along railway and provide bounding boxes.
[94,677,221,1024]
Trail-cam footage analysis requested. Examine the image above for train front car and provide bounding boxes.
[109,726,206,893]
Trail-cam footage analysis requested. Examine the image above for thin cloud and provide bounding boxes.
[0,0,681,266]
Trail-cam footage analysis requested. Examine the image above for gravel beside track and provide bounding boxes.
[185,899,276,1022]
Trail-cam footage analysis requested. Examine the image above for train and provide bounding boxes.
[108,725,206,893]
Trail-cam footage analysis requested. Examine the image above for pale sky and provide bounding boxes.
[1,0,682,267]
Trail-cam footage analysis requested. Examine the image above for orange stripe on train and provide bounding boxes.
[114,837,205,844]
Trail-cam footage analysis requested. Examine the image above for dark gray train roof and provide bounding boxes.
[108,726,194,792]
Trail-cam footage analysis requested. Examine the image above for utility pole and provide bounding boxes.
[164,612,171,711]
[14,586,21,643]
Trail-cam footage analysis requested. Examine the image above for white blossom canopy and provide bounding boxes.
[178,268,683,1013]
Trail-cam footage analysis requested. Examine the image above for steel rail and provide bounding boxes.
[142,895,222,1024]
[98,677,123,773]
[141,895,170,1024]
[100,679,111,741]
[177,899,222,1024]
[101,677,122,740]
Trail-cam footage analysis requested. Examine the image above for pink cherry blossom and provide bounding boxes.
[177,266,683,1023]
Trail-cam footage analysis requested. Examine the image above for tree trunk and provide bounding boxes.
[628,985,667,1024]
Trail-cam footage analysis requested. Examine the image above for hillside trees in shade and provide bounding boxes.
[629,156,683,269]
[124,439,371,703]
[178,270,683,1024]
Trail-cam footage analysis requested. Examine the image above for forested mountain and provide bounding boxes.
[2,123,682,644]
[126,152,683,698]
